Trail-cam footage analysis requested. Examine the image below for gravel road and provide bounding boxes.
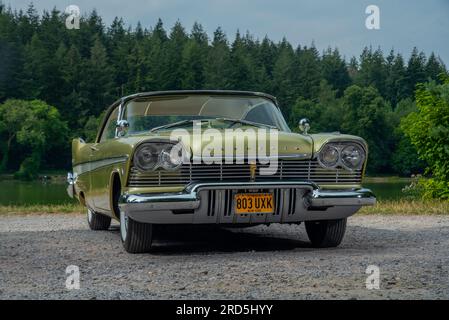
[1,214,448,300]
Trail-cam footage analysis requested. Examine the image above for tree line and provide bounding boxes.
[0,3,447,178]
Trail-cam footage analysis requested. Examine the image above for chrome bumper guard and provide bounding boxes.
[307,188,377,207]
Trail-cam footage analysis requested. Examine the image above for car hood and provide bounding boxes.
[124,129,314,160]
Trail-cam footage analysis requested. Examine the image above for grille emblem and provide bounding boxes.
[250,161,257,182]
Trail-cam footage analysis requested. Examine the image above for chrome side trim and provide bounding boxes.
[73,156,128,176]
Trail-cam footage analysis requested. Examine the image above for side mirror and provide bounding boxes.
[298,118,310,134]
[116,120,129,137]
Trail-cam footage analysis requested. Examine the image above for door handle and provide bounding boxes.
[90,145,100,152]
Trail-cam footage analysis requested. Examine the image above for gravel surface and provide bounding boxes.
[1,214,448,300]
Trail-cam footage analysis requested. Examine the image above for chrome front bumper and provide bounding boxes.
[119,182,376,224]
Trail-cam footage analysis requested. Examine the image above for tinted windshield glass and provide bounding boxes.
[124,95,290,133]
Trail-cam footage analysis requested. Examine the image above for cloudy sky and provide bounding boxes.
[7,0,449,64]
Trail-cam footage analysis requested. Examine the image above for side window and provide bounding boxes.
[100,107,119,142]
[244,103,277,127]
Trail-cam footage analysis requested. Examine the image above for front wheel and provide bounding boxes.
[305,218,347,248]
[120,210,153,253]
[87,208,111,230]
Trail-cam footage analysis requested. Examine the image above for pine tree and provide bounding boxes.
[20,33,48,99]
[297,44,321,100]
[386,53,407,107]
[405,47,427,97]
[161,21,188,89]
[84,37,115,116]
[321,47,351,97]
[180,23,208,89]
[356,47,387,98]
[228,30,254,90]
[348,56,359,80]
[425,52,447,82]
[143,19,167,90]
[59,44,86,130]
[204,27,231,89]
[272,38,297,113]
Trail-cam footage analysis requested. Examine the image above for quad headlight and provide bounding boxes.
[159,144,183,170]
[317,142,366,170]
[133,142,184,171]
[318,145,339,167]
[341,144,365,170]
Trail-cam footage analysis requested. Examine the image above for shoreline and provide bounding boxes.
[1,200,447,215]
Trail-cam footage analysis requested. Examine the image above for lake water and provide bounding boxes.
[0,179,409,206]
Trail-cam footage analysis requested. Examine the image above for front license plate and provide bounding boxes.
[235,193,274,214]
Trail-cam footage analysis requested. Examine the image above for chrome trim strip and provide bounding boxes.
[192,154,310,162]
[184,181,317,192]
[73,156,128,176]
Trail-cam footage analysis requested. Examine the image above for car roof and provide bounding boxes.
[111,90,278,108]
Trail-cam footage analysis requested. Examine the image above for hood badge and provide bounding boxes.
[250,161,257,182]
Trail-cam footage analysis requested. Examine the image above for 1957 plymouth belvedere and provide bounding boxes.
[67,90,376,253]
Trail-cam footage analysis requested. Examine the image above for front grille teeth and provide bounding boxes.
[127,160,363,187]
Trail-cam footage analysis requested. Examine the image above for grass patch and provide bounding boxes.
[364,176,412,183]
[0,200,447,216]
[0,203,83,215]
[359,199,449,215]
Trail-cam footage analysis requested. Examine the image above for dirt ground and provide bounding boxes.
[1,214,448,299]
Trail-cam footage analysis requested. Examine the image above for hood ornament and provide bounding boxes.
[249,161,257,182]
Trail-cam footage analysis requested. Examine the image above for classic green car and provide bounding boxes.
[67,90,376,253]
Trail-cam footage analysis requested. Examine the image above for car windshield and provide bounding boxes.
[123,95,290,133]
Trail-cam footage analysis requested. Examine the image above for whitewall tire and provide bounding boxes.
[120,210,153,253]
[86,208,111,231]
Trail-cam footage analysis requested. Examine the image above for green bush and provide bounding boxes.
[14,155,40,180]
[402,78,449,199]
[0,99,68,179]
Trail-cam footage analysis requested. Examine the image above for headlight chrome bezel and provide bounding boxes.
[133,142,185,172]
[317,142,366,171]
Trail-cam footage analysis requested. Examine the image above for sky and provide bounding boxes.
[6,0,449,64]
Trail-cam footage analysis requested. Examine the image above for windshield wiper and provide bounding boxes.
[216,118,277,129]
[150,119,212,132]
[150,118,276,132]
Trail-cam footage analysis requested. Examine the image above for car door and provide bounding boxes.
[89,107,119,213]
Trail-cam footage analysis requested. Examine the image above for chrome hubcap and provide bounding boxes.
[120,210,128,241]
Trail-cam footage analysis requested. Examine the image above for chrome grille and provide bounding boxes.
[127,160,362,187]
